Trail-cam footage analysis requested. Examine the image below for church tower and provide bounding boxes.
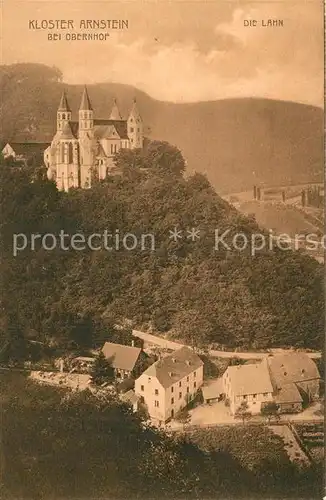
[127,98,143,149]
[79,86,94,135]
[109,98,122,120]
[57,91,71,131]
[79,86,95,188]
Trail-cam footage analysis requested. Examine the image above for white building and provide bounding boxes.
[135,346,203,424]
[222,360,274,415]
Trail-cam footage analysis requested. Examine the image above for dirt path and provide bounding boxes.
[132,329,321,360]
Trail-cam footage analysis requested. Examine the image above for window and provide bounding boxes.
[155,389,159,395]
[148,377,151,382]
[253,394,257,399]
[154,400,159,408]
[179,381,181,387]
[171,397,174,404]
[187,387,189,393]
[111,144,114,154]
[194,382,196,388]
[194,371,196,377]
[284,372,287,376]
[263,393,268,397]
[140,385,144,391]
[130,127,134,133]
[171,387,174,393]
[179,392,182,399]
[243,395,247,400]
[187,376,189,382]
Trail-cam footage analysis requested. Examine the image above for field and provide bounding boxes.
[294,422,324,464]
[185,424,288,470]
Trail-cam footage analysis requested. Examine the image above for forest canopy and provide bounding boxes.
[0,142,323,361]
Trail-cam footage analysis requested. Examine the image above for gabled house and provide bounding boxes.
[2,142,50,162]
[267,352,320,412]
[135,346,204,424]
[222,360,274,415]
[102,341,146,380]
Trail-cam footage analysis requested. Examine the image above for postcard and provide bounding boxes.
[0,1,324,499]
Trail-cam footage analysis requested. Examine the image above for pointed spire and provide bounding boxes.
[109,98,122,120]
[79,86,93,111]
[58,91,71,112]
[129,97,141,120]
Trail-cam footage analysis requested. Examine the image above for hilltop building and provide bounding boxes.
[44,87,143,191]
[135,346,204,424]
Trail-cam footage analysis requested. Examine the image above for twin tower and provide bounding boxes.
[44,86,143,191]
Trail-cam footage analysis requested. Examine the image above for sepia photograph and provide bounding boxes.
[0,0,324,499]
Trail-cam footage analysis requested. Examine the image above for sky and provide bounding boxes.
[1,0,324,107]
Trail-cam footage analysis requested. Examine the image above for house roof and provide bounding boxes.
[120,389,141,405]
[142,346,203,389]
[267,352,320,390]
[2,142,51,157]
[102,342,141,372]
[226,361,274,396]
[202,378,224,400]
[275,383,303,404]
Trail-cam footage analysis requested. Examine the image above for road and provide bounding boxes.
[132,329,321,359]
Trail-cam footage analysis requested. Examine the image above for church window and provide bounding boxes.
[60,144,64,163]
[62,113,66,119]
[68,143,73,163]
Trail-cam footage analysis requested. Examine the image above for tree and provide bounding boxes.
[175,408,191,429]
[235,401,252,424]
[90,351,114,385]
[261,401,280,423]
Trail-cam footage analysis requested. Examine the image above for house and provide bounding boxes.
[2,141,50,163]
[267,352,320,413]
[222,360,274,415]
[134,346,204,424]
[102,342,146,380]
[202,378,224,404]
[120,389,141,412]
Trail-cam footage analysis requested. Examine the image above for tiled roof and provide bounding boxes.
[202,378,224,400]
[69,119,129,140]
[267,353,320,390]
[142,346,203,389]
[120,389,141,405]
[275,383,303,404]
[102,342,141,372]
[226,361,273,396]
